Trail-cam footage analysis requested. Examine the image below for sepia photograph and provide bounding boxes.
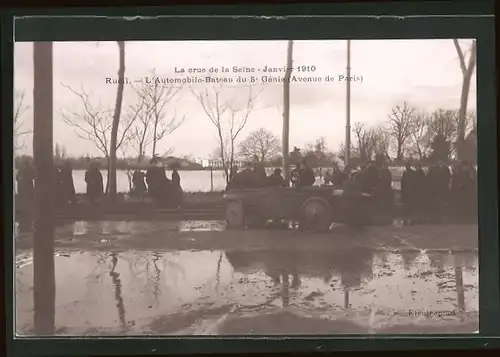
[14,39,478,336]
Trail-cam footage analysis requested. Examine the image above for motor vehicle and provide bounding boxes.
[223,185,377,232]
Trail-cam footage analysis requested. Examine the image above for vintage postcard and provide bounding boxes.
[14,39,478,336]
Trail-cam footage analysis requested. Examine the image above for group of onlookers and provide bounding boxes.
[400,160,477,223]
[15,156,477,221]
[15,157,183,207]
[225,158,477,222]
[226,159,318,190]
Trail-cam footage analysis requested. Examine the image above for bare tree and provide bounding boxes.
[453,39,476,160]
[14,90,31,151]
[352,122,377,162]
[108,41,126,198]
[192,83,260,183]
[427,109,459,158]
[371,125,391,161]
[337,142,359,166]
[303,137,337,167]
[429,109,458,143]
[60,84,138,190]
[387,101,416,160]
[409,111,432,160]
[132,69,186,160]
[239,128,281,164]
[128,112,151,163]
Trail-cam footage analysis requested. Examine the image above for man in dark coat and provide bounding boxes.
[229,165,239,183]
[60,161,76,204]
[401,163,416,224]
[297,160,316,187]
[170,163,182,208]
[85,162,103,204]
[439,160,451,203]
[359,161,379,195]
[171,167,181,189]
[268,168,287,187]
[376,163,394,217]
[147,156,169,202]
[413,163,427,219]
[132,169,147,199]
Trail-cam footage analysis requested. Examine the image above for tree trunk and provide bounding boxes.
[282,40,294,180]
[108,41,126,198]
[33,41,55,335]
[455,40,476,160]
[152,130,157,158]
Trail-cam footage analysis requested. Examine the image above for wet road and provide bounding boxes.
[15,220,478,336]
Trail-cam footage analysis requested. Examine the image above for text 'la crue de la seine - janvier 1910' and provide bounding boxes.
[105,65,363,85]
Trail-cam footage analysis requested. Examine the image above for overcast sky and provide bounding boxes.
[14,39,476,159]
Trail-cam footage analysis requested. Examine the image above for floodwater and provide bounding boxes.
[15,220,478,336]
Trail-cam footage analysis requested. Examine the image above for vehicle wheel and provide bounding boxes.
[225,200,245,228]
[300,199,332,232]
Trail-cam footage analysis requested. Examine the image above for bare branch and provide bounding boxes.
[60,83,138,159]
[387,101,416,160]
[14,90,32,150]
[239,128,281,164]
[408,111,432,160]
[192,83,260,183]
[132,69,186,158]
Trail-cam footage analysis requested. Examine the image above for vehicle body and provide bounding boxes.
[223,185,379,231]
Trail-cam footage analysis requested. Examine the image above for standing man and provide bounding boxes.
[401,163,416,225]
[60,161,76,205]
[297,159,315,187]
[85,162,103,205]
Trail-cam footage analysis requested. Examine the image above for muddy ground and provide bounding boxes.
[15,220,478,336]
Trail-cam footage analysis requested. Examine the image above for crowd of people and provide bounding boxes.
[225,158,477,222]
[400,160,477,223]
[15,157,183,207]
[141,157,183,207]
[15,155,477,221]
[226,159,317,190]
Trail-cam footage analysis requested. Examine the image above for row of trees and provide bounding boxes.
[344,103,477,166]
[213,102,477,174]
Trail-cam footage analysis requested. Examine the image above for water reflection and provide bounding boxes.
[16,247,478,335]
[49,220,227,243]
[109,253,127,330]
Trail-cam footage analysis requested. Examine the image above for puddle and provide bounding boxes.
[16,247,478,336]
[179,220,225,232]
[58,220,227,237]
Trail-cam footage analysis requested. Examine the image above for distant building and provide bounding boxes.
[159,156,202,169]
[200,159,245,169]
